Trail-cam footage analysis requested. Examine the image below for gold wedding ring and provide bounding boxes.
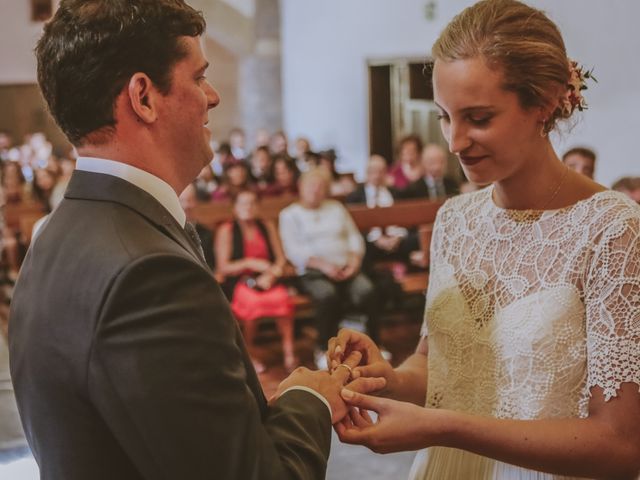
[336,363,353,380]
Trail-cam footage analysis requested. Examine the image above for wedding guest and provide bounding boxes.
[229,127,247,161]
[261,155,299,197]
[269,130,290,158]
[279,169,380,352]
[612,176,640,204]
[215,189,296,372]
[317,149,356,197]
[32,166,59,212]
[194,163,218,201]
[211,159,253,201]
[388,134,424,190]
[329,2,640,479]
[0,162,28,204]
[248,146,275,189]
[294,136,314,173]
[399,143,459,200]
[562,146,596,179]
[346,155,416,264]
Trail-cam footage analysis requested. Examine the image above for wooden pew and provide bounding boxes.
[190,194,297,230]
[348,199,443,295]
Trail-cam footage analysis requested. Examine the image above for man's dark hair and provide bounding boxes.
[562,147,596,163]
[36,0,206,145]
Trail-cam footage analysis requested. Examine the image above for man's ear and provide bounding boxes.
[127,73,158,124]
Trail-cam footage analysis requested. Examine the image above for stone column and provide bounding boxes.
[239,0,283,149]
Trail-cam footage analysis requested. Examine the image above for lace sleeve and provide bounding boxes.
[584,213,640,400]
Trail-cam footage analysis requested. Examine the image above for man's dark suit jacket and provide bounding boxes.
[9,170,331,480]
[345,184,400,205]
[397,176,459,200]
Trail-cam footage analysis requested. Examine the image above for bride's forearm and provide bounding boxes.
[391,351,428,405]
[432,408,640,479]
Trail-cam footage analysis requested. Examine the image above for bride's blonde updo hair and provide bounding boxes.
[433,0,575,134]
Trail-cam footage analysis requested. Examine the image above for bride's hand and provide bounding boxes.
[327,328,398,397]
[335,389,446,453]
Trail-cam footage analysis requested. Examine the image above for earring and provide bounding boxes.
[540,119,549,138]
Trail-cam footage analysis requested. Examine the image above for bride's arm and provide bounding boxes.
[338,382,640,479]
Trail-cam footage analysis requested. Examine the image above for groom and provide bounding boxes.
[9,1,381,479]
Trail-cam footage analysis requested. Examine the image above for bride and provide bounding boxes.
[327,0,640,478]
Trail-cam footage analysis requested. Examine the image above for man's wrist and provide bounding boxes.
[280,386,332,418]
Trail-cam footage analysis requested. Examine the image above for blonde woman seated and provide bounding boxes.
[215,189,296,372]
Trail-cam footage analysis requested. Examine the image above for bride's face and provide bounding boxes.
[433,56,546,185]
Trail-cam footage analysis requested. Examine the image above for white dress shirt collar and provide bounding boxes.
[75,157,186,227]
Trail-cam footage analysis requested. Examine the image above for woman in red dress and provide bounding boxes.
[215,189,296,372]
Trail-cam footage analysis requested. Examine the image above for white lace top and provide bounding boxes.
[411,187,640,479]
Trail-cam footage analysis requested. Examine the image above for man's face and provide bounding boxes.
[299,176,327,208]
[366,156,387,187]
[158,36,219,182]
[563,153,595,179]
[422,145,447,179]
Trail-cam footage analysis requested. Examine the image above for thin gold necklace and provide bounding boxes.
[539,164,570,210]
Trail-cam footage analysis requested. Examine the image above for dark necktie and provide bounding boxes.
[184,221,206,263]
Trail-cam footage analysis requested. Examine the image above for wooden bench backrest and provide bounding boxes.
[191,197,443,232]
[347,199,443,231]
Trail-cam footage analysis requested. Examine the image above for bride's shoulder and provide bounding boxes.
[439,186,492,217]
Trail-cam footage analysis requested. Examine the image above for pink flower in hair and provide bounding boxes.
[560,60,597,117]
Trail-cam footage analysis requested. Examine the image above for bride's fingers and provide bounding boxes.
[350,407,372,428]
[359,407,373,424]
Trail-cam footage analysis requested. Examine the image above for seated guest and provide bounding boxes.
[269,130,291,158]
[211,159,254,201]
[279,169,380,353]
[294,136,314,173]
[261,155,299,197]
[562,146,596,179]
[317,149,356,197]
[612,176,640,204]
[248,146,275,189]
[32,166,60,212]
[229,127,247,161]
[179,183,215,270]
[194,163,218,201]
[346,155,417,263]
[0,131,12,162]
[215,190,296,372]
[0,162,28,204]
[388,134,424,189]
[399,143,459,200]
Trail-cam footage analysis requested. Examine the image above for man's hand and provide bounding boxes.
[270,351,386,424]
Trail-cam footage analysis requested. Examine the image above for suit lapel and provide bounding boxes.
[65,170,203,264]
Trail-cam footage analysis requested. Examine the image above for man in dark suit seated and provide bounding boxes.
[8,2,382,479]
[346,155,418,263]
[399,143,459,200]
